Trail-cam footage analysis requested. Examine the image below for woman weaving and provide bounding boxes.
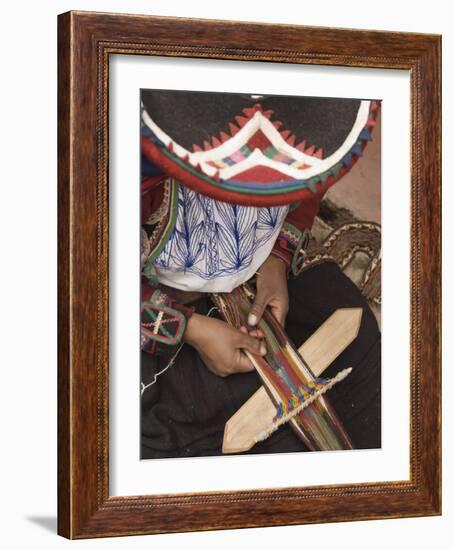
[140,90,381,458]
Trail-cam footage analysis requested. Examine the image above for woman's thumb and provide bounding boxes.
[248,294,268,327]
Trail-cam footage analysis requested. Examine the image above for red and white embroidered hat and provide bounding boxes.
[141,90,380,207]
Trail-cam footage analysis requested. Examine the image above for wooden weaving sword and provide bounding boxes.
[222,307,363,454]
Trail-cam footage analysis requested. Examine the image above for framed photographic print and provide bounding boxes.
[57,11,441,538]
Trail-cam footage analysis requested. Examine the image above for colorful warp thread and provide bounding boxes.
[212,284,353,451]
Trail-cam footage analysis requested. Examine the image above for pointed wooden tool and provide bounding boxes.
[222,308,363,454]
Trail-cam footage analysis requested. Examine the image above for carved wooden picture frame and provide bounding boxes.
[58,11,441,538]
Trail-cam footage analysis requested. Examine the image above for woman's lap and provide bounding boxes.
[141,261,381,459]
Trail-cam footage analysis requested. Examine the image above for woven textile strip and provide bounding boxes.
[212,284,353,451]
[142,177,179,280]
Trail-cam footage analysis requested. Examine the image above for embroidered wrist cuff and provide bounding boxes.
[270,246,292,267]
[272,223,310,277]
[141,289,195,356]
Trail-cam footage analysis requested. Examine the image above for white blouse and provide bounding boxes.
[152,186,288,293]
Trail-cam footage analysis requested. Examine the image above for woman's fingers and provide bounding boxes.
[248,292,269,326]
[240,325,264,338]
[235,351,256,372]
[238,332,267,356]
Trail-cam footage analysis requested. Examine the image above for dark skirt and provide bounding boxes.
[141,261,381,459]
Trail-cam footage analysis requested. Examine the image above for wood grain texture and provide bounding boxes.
[57,10,442,539]
[299,308,362,374]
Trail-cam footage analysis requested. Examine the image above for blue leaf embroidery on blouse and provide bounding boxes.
[153,188,287,280]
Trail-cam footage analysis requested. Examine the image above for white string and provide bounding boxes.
[254,367,353,443]
[140,343,184,395]
[140,305,219,396]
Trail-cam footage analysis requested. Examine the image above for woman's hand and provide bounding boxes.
[184,313,267,377]
[248,254,289,328]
